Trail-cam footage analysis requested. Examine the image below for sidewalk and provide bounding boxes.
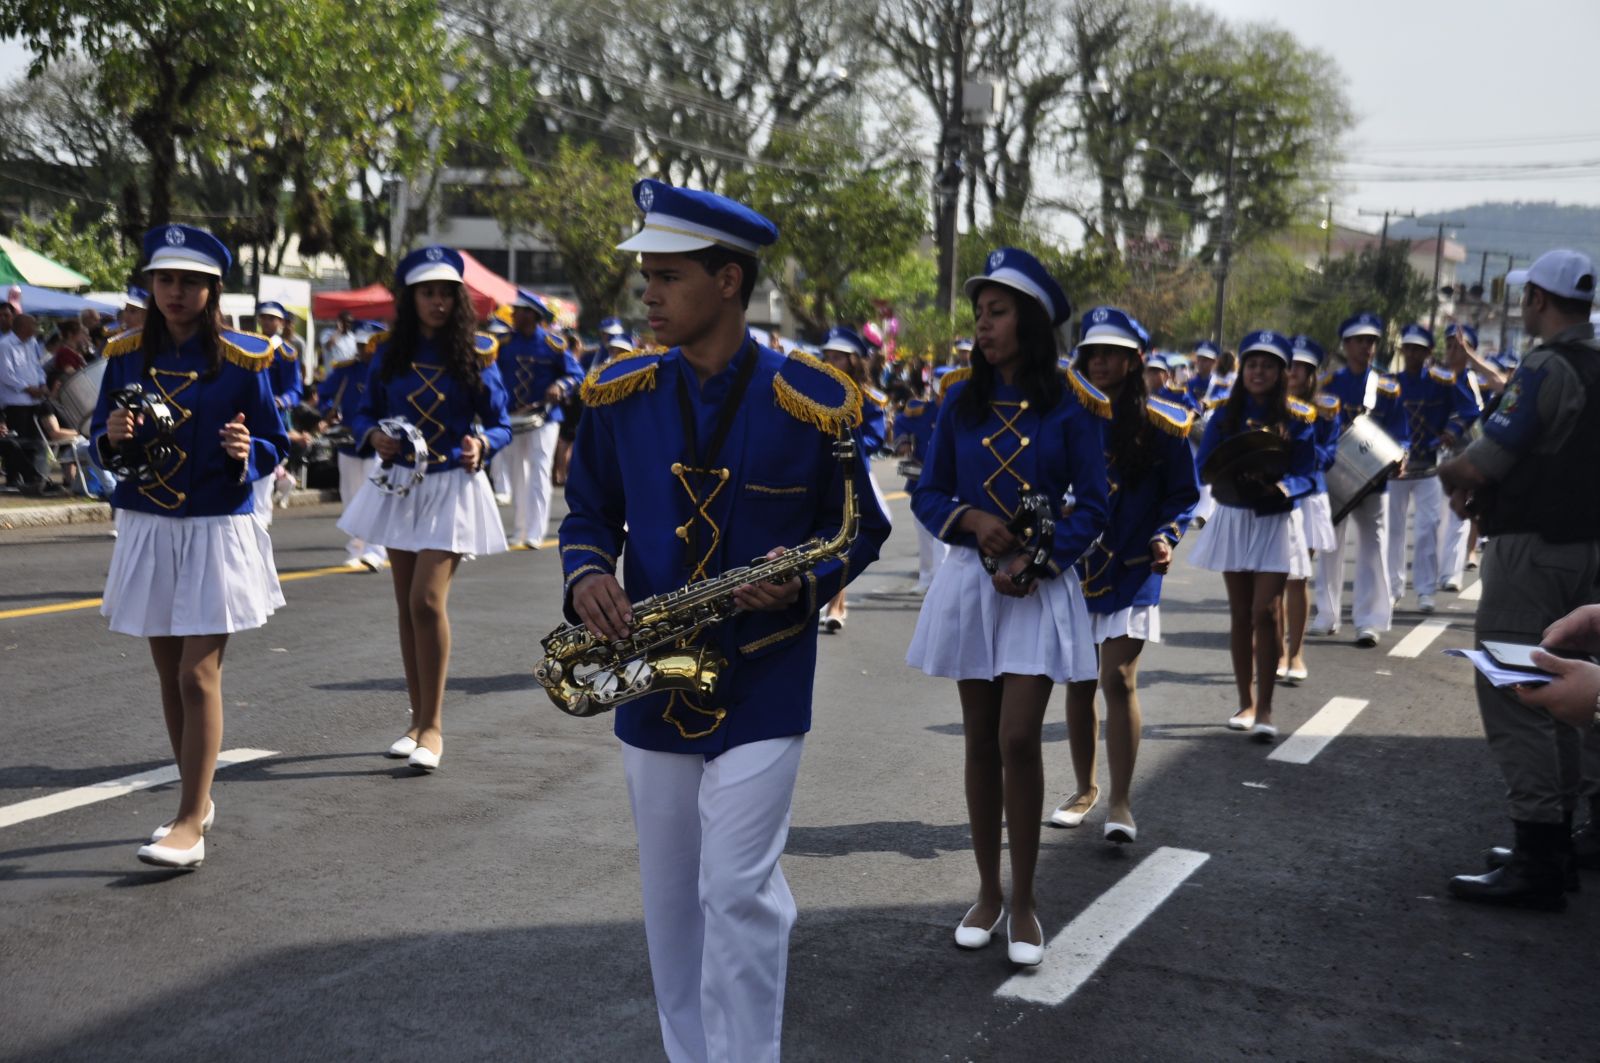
[0,488,340,530]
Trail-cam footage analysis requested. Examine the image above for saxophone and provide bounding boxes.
[535,426,860,718]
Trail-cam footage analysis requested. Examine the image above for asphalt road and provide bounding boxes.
[1,471,1594,1062]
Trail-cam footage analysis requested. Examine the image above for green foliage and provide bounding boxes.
[12,203,139,290]
[1291,242,1432,358]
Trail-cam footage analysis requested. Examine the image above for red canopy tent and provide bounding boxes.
[311,251,520,322]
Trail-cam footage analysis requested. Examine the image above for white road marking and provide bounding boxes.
[1267,697,1370,765]
[1389,619,1451,659]
[996,847,1209,1005]
[1459,580,1483,602]
[0,748,277,830]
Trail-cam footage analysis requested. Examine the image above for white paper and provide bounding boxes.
[1442,648,1552,688]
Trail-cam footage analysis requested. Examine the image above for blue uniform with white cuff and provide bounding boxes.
[350,334,512,472]
[501,326,582,416]
[894,396,937,491]
[267,337,303,410]
[316,358,371,458]
[1193,396,1318,515]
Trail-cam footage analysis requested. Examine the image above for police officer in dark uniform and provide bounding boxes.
[1440,249,1600,910]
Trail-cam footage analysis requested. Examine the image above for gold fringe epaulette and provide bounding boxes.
[861,385,887,408]
[270,336,299,361]
[1067,367,1112,419]
[331,357,358,371]
[220,330,274,372]
[774,351,863,433]
[935,367,970,401]
[1376,376,1400,397]
[582,347,662,407]
[363,331,390,357]
[1288,397,1316,423]
[102,330,142,358]
[1428,366,1457,385]
[475,332,499,365]
[1144,397,1195,437]
[899,399,930,419]
[1316,394,1341,420]
[543,328,569,351]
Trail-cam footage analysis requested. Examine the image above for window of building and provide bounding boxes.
[514,249,567,285]
[465,248,510,276]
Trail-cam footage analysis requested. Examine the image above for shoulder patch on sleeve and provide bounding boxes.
[102,329,142,358]
[541,328,569,352]
[1144,396,1195,437]
[220,330,274,372]
[1066,367,1112,419]
[1376,376,1401,397]
[861,384,887,407]
[475,332,499,366]
[900,399,928,419]
[773,351,864,434]
[1316,394,1342,419]
[934,367,970,401]
[1428,366,1457,386]
[1287,397,1316,423]
[581,347,664,407]
[1204,390,1231,411]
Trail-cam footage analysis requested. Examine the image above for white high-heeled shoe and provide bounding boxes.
[136,836,204,868]
[408,745,441,771]
[953,904,1005,949]
[1049,788,1099,828]
[150,801,215,843]
[1250,722,1278,744]
[1007,915,1044,967]
[386,736,418,758]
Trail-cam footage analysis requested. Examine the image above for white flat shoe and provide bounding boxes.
[1105,821,1137,844]
[1307,623,1338,637]
[1251,722,1278,744]
[408,746,441,771]
[386,736,418,758]
[1274,664,1287,680]
[1227,710,1255,731]
[343,556,366,570]
[954,904,1005,949]
[137,837,204,868]
[1049,789,1099,828]
[1007,915,1044,967]
[150,801,215,843]
[1284,667,1308,685]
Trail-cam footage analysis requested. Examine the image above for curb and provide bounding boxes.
[0,488,341,530]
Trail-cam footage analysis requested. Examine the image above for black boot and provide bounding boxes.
[1484,812,1581,892]
[1453,821,1568,911]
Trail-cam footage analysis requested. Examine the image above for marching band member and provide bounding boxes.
[819,325,887,633]
[1058,307,1199,842]
[953,336,974,366]
[1279,335,1338,684]
[251,300,299,526]
[907,247,1110,967]
[499,289,582,548]
[1188,330,1316,741]
[91,225,289,868]
[339,245,511,771]
[1386,323,1465,613]
[560,179,889,1063]
[893,371,947,593]
[316,332,386,571]
[1438,324,1487,591]
[1311,312,1407,646]
[1185,340,1220,407]
[1143,351,1190,411]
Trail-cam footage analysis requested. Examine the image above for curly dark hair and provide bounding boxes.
[956,284,1063,425]
[139,274,227,379]
[1218,351,1290,438]
[380,280,483,392]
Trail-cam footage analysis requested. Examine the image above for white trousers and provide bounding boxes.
[622,736,804,1063]
[1386,475,1444,599]
[504,420,559,546]
[491,452,511,496]
[915,521,949,589]
[1441,505,1472,588]
[1314,489,1392,632]
[337,452,386,563]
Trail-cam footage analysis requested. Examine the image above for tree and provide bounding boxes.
[1291,242,1431,361]
[12,202,140,290]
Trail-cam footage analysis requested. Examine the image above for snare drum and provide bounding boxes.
[1327,414,1404,524]
[52,358,107,435]
[510,407,548,435]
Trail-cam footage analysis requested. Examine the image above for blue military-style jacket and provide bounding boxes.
[1154,383,1199,413]
[351,334,512,473]
[1193,395,1318,516]
[316,357,372,457]
[1077,397,1200,613]
[500,326,583,420]
[559,336,893,755]
[1395,365,1475,461]
[267,337,303,410]
[912,368,1111,578]
[1319,364,1405,494]
[893,396,938,491]
[1309,394,1341,494]
[90,329,291,518]
[1441,367,1486,442]
[858,384,889,454]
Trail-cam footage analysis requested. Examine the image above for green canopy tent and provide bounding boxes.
[0,235,91,288]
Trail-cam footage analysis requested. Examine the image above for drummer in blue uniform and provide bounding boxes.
[893,368,946,593]
[560,179,890,1063]
[340,245,511,772]
[1058,307,1199,843]
[1312,311,1407,646]
[906,247,1111,968]
[498,288,582,548]
[316,330,386,571]
[818,325,887,633]
[1386,323,1463,614]
[92,224,290,868]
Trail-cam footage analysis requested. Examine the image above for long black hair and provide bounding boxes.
[1218,351,1291,438]
[139,273,226,379]
[957,283,1063,424]
[380,280,483,392]
[1080,344,1156,482]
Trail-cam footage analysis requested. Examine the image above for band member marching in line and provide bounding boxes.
[1185,339,1220,408]
[316,331,387,571]
[1144,351,1198,413]
[339,246,511,771]
[499,289,582,549]
[1056,307,1199,842]
[907,247,1110,966]
[819,325,887,633]
[1189,330,1317,741]
[1312,312,1407,646]
[1437,323,1489,592]
[250,299,300,526]
[893,366,948,594]
[1279,335,1339,685]
[92,225,290,868]
[560,180,890,1063]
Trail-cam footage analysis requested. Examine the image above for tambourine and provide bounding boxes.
[106,384,178,482]
[981,492,1056,589]
[369,417,430,497]
[896,458,923,481]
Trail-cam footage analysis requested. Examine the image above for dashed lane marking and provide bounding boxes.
[1459,580,1483,602]
[0,748,278,830]
[1388,619,1451,659]
[995,846,1210,1005]
[1267,697,1370,765]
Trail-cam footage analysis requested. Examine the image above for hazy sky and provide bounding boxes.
[1200,0,1600,226]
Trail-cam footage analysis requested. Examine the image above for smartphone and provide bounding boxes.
[1483,640,1597,673]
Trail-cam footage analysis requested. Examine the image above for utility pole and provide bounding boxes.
[1322,199,1333,268]
[1427,220,1466,336]
[1499,254,1515,353]
[1358,208,1416,254]
[1474,250,1489,327]
[933,2,970,320]
[1209,109,1238,349]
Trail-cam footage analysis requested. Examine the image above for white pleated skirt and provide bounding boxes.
[906,546,1097,682]
[103,510,284,637]
[1286,508,1314,580]
[338,466,507,556]
[1089,605,1161,645]
[1188,504,1295,574]
[1300,491,1337,552]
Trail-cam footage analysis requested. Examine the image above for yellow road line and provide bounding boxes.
[884,490,908,501]
[0,597,105,621]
